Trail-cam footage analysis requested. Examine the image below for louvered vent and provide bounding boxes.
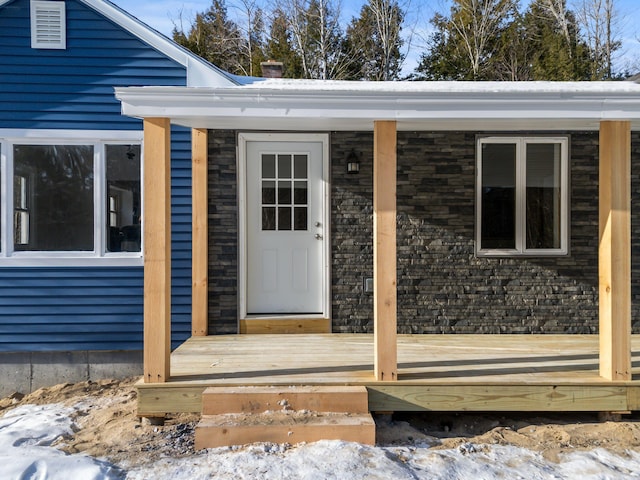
[30,1,66,49]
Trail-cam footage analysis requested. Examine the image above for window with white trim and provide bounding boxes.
[0,132,142,264]
[476,137,569,256]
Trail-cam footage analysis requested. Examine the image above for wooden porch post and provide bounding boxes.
[143,118,172,383]
[192,128,208,336]
[599,120,631,381]
[373,120,398,381]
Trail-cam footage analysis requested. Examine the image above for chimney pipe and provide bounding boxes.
[260,60,284,79]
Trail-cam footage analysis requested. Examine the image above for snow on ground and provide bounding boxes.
[1,402,640,480]
[124,442,640,480]
[0,404,123,480]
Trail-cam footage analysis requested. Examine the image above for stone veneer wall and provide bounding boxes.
[208,130,640,335]
[207,130,238,334]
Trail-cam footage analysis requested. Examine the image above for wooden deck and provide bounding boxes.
[137,334,640,416]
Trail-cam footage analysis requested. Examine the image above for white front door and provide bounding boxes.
[241,134,328,316]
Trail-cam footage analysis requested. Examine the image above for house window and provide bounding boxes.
[31,1,66,50]
[106,145,141,252]
[0,132,143,265]
[13,174,31,247]
[476,137,568,256]
[13,145,94,251]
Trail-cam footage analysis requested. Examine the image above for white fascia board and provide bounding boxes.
[79,0,236,87]
[115,86,640,131]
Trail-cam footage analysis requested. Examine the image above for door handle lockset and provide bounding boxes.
[315,233,323,240]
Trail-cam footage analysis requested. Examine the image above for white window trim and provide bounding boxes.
[476,136,569,257]
[30,0,66,50]
[0,129,143,267]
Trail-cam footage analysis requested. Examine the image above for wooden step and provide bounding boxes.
[195,412,376,449]
[201,385,369,415]
[195,385,375,449]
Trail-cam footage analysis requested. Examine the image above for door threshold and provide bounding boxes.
[239,318,331,334]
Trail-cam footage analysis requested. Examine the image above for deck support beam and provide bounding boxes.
[143,118,172,383]
[598,120,631,381]
[373,120,398,381]
[192,128,208,336]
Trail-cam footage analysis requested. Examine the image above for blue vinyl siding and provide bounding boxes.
[169,126,193,346]
[0,0,193,352]
[0,0,186,131]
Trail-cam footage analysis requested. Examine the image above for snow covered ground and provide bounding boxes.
[2,402,640,480]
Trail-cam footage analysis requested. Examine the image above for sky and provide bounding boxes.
[110,0,640,74]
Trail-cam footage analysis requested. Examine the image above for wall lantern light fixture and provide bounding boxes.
[346,149,360,174]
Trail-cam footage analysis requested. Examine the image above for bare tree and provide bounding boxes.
[230,0,266,76]
[272,0,350,79]
[346,0,406,80]
[538,0,573,52]
[369,0,405,80]
[172,0,246,75]
[576,0,621,79]
[449,0,515,79]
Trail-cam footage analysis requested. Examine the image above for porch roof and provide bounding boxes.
[115,80,640,132]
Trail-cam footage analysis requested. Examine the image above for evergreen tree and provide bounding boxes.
[276,0,350,79]
[415,0,516,80]
[345,0,405,81]
[492,10,536,80]
[524,0,591,80]
[172,0,245,75]
[415,0,593,81]
[265,9,304,78]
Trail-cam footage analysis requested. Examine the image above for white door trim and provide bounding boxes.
[237,132,331,321]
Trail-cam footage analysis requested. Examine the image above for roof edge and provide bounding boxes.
[0,0,238,87]
[86,0,237,87]
[115,85,640,133]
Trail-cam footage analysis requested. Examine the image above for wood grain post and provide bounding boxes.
[143,118,172,383]
[192,128,208,336]
[599,120,631,381]
[373,120,398,382]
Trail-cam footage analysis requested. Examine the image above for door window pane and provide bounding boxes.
[262,207,276,230]
[294,181,307,205]
[262,154,276,178]
[278,207,291,230]
[262,180,276,204]
[294,155,307,179]
[481,143,516,249]
[294,207,307,231]
[526,144,561,249]
[261,152,309,232]
[278,181,292,204]
[14,145,94,251]
[278,154,292,178]
[106,145,141,252]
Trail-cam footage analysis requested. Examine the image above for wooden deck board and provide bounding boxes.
[136,334,640,415]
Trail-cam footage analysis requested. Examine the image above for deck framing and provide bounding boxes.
[136,334,640,416]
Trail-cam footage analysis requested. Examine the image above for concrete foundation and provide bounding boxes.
[0,350,143,397]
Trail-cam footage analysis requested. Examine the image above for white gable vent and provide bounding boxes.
[31,1,66,49]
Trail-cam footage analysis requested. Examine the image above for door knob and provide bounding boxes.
[315,233,323,239]
[315,222,321,227]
